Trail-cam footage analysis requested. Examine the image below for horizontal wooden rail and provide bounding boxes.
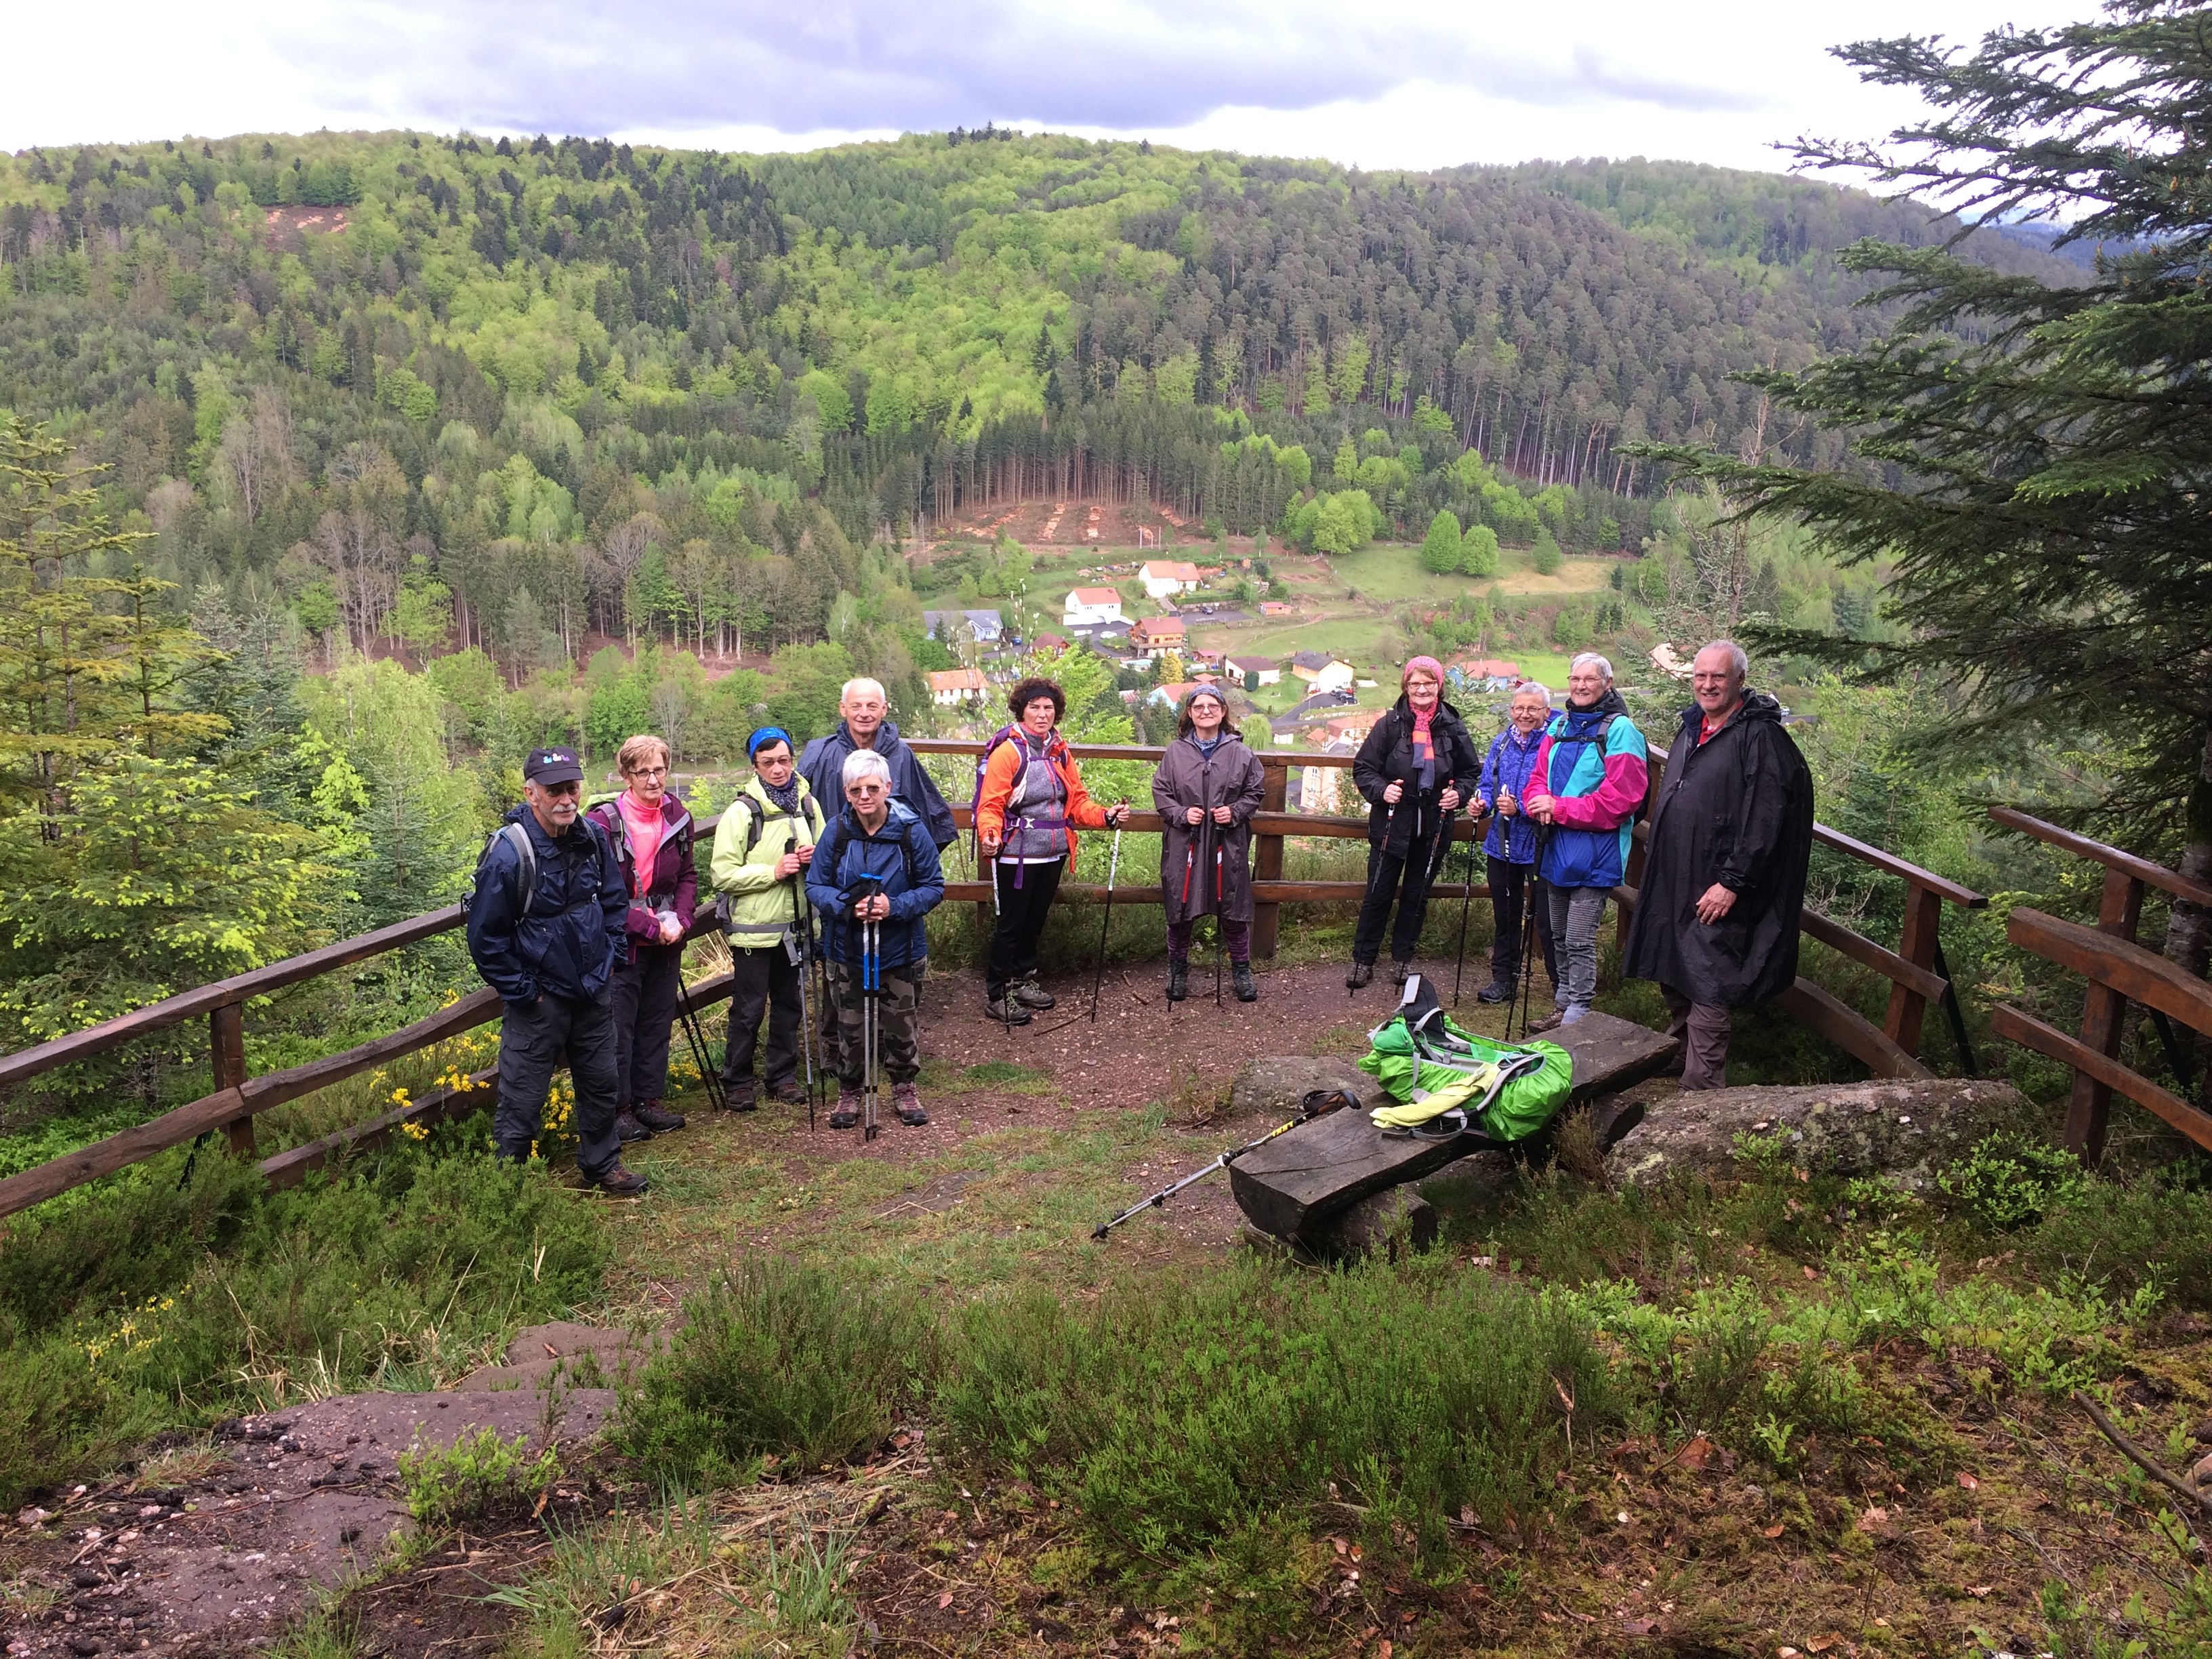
[939,879,1490,905]
[1798,908,1950,1002]
[1990,1003,2212,1155]
[1990,808,2212,909]
[2007,908,2212,1036]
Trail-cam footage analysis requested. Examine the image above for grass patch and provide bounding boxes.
[401,1427,562,1529]
[0,1118,609,1509]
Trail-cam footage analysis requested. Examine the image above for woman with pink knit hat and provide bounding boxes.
[1346,656,1483,988]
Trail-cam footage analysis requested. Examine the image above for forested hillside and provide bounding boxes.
[0,129,2074,604]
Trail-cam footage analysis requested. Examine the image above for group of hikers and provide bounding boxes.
[464,644,1814,1198]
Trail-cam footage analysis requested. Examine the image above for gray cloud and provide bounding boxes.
[278,0,1767,138]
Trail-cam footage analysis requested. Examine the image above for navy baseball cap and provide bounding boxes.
[525,747,584,786]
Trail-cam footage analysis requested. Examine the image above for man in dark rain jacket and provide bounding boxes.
[1622,641,1815,1090]
[466,747,650,1193]
[798,676,958,852]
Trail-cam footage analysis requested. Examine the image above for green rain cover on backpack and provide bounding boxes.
[1357,977,1572,1143]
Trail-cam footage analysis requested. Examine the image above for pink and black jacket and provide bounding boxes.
[584,792,698,963]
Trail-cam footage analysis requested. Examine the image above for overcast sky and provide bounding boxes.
[9,0,2053,176]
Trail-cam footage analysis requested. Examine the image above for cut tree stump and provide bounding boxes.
[1228,1010,1679,1241]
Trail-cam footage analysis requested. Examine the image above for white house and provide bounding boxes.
[1137,560,1203,601]
[1290,651,1356,695]
[1225,655,1282,689]
[924,609,1004,647]
[1063,587,1124,628]
[928,668,988,707]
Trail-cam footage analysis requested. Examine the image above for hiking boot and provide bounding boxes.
[894,1082,928,1126]
[588,1164,650,1197]
[1012,978,1056,1010]
[1346,959,1374,989]
[722,1079,758,1112]
[986,996,1033,1025]
[615,1110,653,1143]
[635,1101,687,1133]
[1526,1008,1565,1033]
[1166,960,1189,1002]
[1475,979,1514,1004]
[829,1088,861,1131]
[1389,958,1412,987]
[1231,961,1258,1003]
[769,1078,806,1105]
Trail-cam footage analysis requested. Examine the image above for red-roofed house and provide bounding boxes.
[928,668,988,707]
[1138,560,1204,600]
[1128,615,1188,658]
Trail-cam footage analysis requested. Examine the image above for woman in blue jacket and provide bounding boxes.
[805,749,946,1127]
[1472,682,1559,1004]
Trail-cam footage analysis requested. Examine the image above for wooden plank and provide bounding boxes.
[1227,1009,1679,1240]
[1811,824,1985,909]
[0,1086,249,1220]
[2009,902,2212,1040]
[2060,872,2143,1164]
[1252,759,1289,958]
[1776,977,1932,1081]
[1883,883,1945,1057]
[943,804,1475,843]
[1990,807,2212,909]
[1800,909,1948,1002]
[939,880,1492,906]
[1992,1002,2212,1157]
[211,1004,253,1158]
[259,1065,502,1188]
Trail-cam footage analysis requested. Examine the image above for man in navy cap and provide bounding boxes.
[465,747,649,1195]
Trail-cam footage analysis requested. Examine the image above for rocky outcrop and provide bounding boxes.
[1227,1054,1380,1120]
[1605,1078,2038,1190]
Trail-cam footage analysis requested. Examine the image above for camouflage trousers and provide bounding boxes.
[827,960,924,1088]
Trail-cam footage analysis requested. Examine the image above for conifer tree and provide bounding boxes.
[1656,0,2212,975]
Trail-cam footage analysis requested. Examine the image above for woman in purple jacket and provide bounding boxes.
[586,735,699,1143]
[1473,682,1558,1003]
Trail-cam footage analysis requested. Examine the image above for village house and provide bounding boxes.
[1137,559,1204,600]
[1315,711,1376,746]
[924,609,1004,647]
[1063,587,1124,628]
[1225,655,1282,689]
[1290,651,1357,695]
[1259,600,1294,617]
[1032,632,1069,655]
[1448,656,1522,692]
[927,668,988,707]
[1128,615,1188,659]
[1298,739,1359,813]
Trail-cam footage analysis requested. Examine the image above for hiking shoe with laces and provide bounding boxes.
[986,996,1033,1025]
[635,1101,686,1133]
[1012,978,1055,1010]
[1346,959,1374,989]
[1166,960,1189,1002]
[1232,961,1258,1003]
[723,1080,758,1112]
[894,1082,928,1126]
[769,1078,806,1105]
[615,1110,653,1143]
[1389,958,1412,987]
[1474,979,1514,1004]
[829,1088,861,1130]
[588,1164,650,1197]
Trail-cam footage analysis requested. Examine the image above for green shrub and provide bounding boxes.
[2024,1164,2212,1309]
[1937,1132,2087,1231]
[616,1259,927,1484]
[401,1427,561,1528]
[0,1125,610,1509]
[935,1256,1612,1570]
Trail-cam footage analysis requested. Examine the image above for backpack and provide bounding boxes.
[720,790,817,859]
[462,821,537,918]
[968,722,1025,866]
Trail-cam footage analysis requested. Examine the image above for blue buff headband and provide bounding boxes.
[747,726,794,760]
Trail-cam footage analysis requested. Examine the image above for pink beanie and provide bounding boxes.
[1403,655,1445,688]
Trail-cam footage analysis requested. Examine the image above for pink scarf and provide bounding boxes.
[617,792,665,896]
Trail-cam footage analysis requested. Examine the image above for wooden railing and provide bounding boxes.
[1986,807,2212,1162]
[0,733,1986,1221]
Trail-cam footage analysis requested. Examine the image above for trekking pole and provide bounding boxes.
[1089,827,1122,1023]
[1214,841,1225,1008]
[791,878,817,1131]
[1351,791,1400,998]
[676,981,727,1113]
[1091,1088,1354,1239]
[861,912,882,1143]
[1511,824,1550,1042]
[1451,827,1478,1006]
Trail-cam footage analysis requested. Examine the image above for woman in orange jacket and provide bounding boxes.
[974,676,1131,1025]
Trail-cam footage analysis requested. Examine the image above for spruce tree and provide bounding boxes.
[1654,0,2212,976]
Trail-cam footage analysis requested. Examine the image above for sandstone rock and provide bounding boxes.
[1605,1078,2038,1191]
[1226,1054,1378,1120]
[1300,1187,1439,1261]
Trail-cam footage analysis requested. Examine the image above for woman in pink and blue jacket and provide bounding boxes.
[1525,653,1649,1027]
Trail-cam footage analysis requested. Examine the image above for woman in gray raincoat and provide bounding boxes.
[1152,684,1266,1003]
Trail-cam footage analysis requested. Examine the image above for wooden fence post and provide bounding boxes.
[211,1002,253,1158]
[1250,758,1289,960]
[1882,882,1946,1063]
[2065,866,2144,1164]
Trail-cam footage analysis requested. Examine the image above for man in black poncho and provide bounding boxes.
[1622,640,1814,1090]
